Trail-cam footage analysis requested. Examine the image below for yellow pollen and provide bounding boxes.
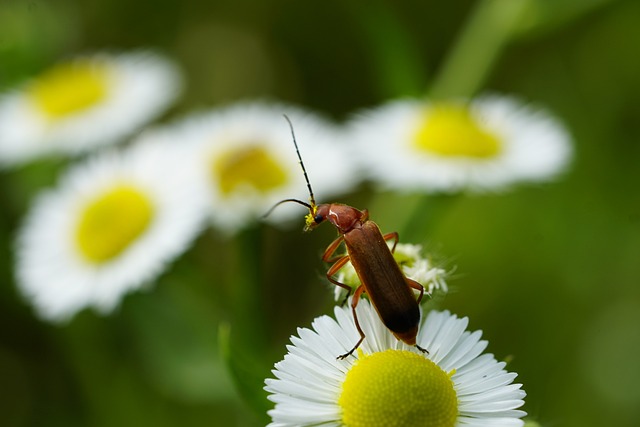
[213,145,288,196]
[413,104,501,158]
[339,349,458,427]
[27,60,109,119]
[303,204,319,231]
[75,185,154,263]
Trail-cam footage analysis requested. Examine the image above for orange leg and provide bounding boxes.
[382,231,399,253]
[322,235,353,304]
[337,284,367,360]
[405,277,428,354]
[325,255,353,299]
[322,235,346,263]
[406,277,425,303]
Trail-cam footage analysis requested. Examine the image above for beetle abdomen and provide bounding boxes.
[345,221,421,346]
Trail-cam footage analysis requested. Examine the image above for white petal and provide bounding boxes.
[347,96,572,193]
[15,138,206,321]
[266,301,526,426]
[0,51,181,167]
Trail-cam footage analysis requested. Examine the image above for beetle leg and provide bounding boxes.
[406,277,426,303]
[337,285,367,360]
[415,343,429,354]
[326,255,353,305]
[405,278,429,354]
[322,235,346,263]
[382,232,399,253]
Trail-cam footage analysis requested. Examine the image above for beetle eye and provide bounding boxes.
[314,214,324,224]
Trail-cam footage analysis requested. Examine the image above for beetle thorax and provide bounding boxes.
[323,203,366,234]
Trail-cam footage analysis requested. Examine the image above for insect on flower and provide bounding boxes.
[266,116,427,359]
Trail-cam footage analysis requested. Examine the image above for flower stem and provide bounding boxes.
[428,0,530,100]
[223,225,271,419]
[343,0,426,98]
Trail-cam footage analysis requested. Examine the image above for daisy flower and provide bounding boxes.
[265,300,526,427]
[333,242,448,302]
[134,101,357,234]
[0,50,182,167]
[15,139,206,322]
[347,96,572,193]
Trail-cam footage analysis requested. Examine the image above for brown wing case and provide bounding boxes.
[344,221,420,340]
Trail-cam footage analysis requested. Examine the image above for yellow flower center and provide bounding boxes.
[27,60,109,119]
[339,350,458,427]
[75,185,154,263]
[413,104,501,158]
[212,145,288,196]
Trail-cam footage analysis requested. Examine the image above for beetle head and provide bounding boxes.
[305,203,366,234]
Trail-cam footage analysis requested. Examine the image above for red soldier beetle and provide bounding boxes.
[267,116,427,359]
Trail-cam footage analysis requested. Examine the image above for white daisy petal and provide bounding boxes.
[0,51,181,167]
[134,101,358,235]
[265,299,526,426]
[456,371,520,395]
[438,330,487,371]
[15,138,206,322]
[348,95,572,193]
[457,416,524,427]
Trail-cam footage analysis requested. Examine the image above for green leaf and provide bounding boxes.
[219,323,271,425]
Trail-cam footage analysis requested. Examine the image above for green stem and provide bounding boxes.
[400,194,459,244]
[56,319,172,427]
[219,322,271,423]
[230,226,268,351]
[344,0,426,98]
[428,0,530,99]
[366,191,458,246]
[221,225,271,421]
[367,191,424,236]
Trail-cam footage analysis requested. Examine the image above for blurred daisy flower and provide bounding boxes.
[0,51,182,167]
[265,301,526,427]
[348,96,572,193]
[135,101,357,235]
[333,242,448,302]
[15,139,206,322]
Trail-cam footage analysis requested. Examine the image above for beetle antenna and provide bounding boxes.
[262,198,312,219]
[283,114,316,208]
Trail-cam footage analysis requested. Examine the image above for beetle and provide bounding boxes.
[267,116,427,359]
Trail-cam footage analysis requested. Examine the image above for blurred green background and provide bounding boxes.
[1,0,640,426]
